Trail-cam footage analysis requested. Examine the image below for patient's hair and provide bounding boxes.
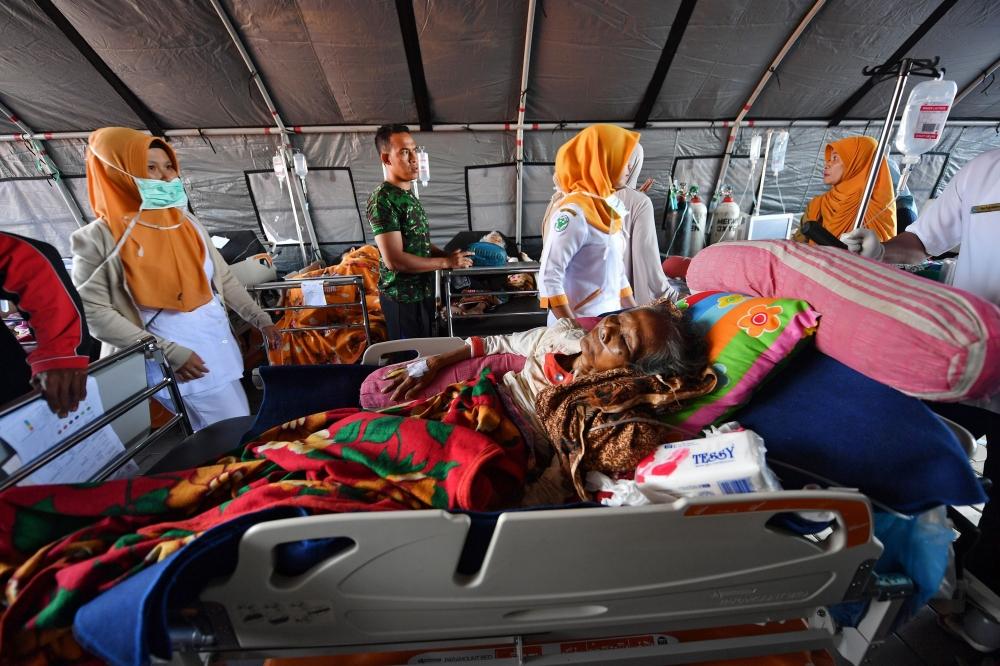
[374,124,411,154]
[633,306,708,381]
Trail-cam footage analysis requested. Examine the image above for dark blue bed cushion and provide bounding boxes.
[731,346,984,513]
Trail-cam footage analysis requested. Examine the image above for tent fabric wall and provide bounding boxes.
[526,0,677,122]
[653,0,816,120]
[747,0,942,119]
[0,1,142,133]
[3,0,1000,258]
[4,125,1000,258]
[851,0,1000,120]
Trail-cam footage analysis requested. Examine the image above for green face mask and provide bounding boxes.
[131,175,188,210]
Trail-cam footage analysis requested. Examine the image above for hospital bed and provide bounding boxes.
[3,338,983,664]
[248,274,373,357]
[121,340,980,666]
[0,337,191,489]
[437,262,545,336]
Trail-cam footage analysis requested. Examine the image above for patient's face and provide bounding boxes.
[578,308,675,374]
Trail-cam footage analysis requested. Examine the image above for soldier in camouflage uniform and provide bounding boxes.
[367,125,472,339]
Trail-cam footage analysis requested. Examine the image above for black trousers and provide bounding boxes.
[929,402,999,585]
[379,293,436,341]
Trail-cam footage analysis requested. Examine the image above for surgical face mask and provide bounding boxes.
[132,175,188,210]
[91,146,188,211]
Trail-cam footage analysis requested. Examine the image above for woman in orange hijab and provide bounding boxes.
[804,135,897,241]
[538,124,639,325]
[70,127,279,431]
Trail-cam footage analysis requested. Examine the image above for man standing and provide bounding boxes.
[843,148,1000,639]
[367,124,472,340]
[0,232,94,417]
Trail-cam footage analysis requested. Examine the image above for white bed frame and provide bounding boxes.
[158,337,945,664]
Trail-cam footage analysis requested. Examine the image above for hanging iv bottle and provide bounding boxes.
[416,147,430,186]
[895,79,957,161]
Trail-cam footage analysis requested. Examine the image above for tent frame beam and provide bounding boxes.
[208,0,321,265]
[7,119,1000,144]
[31,0,165,138]
[0,99,87,227]
[633,0,698,129]
[711,0,827,202]
[827,0,958,126]
[514,0,538,248]
[395,0,433,132]
[955,54,1000,105]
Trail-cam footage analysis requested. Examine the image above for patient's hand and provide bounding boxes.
[384,355,443,402]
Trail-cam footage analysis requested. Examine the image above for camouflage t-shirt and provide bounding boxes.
[366,182,433,303]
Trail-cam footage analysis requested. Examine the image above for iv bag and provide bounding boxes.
[272,154,287,183]
[417,147,430,186]
[749,134,762,165]
[895,79,957,159]
[771,131,788,174]
[292,152,308,178]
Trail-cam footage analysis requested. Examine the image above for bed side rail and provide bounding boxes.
[0,337,191,489]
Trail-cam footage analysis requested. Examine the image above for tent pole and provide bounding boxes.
[955,55,1000,105]
[514,0,539,250]
[208,0,321,263]
[712,0,827,201]
[0,100,87,228]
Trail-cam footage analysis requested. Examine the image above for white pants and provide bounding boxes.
[177,380,250,432]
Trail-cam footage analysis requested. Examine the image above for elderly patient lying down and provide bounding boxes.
[384,302,717,500]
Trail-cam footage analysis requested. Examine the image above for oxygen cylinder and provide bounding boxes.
[710,186,742,244]
[663,181,686,255]
[687,185,707,255]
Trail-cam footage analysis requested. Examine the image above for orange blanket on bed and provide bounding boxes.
[269,246,387,365]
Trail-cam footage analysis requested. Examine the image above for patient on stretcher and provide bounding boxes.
[384,302,717,499]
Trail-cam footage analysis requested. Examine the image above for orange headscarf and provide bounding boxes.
[554,125,640,234]
[805,136,897,241]
[86,127,211,311]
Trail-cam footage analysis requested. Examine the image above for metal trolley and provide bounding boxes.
[0,338,191,491]
[248,275,373,359]
[437,262,544,337]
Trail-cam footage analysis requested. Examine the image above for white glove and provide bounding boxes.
[839,228,885,261]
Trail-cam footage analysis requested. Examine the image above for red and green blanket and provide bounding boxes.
[0,369,525,664]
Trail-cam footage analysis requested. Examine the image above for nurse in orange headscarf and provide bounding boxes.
[70,127,279,431]
[538,124,638,326]
[804,135,897,241]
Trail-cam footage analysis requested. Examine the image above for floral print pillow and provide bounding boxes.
[664,291,820,435]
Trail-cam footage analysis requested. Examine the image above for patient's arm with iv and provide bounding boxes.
[384,324,581,401]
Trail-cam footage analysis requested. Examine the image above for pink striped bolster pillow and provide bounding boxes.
[687,241,1000,402]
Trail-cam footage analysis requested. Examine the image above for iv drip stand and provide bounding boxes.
[852,57,941,231]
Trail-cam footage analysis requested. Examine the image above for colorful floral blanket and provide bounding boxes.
[0,369,524,664]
